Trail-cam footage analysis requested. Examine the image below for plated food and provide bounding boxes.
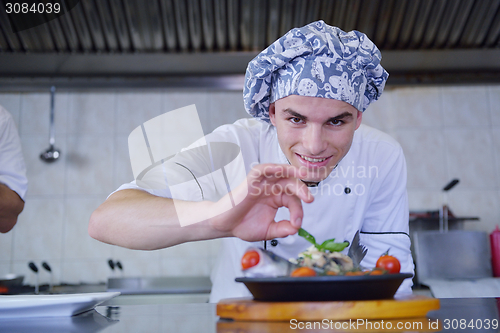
[237,229,411,301]
[241,228,401,278]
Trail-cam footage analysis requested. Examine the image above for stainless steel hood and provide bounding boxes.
[1,0,500,90]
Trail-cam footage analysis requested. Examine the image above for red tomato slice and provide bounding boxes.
[241,250,260,270]
[291,267,317,277]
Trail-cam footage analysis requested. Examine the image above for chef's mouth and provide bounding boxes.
[296,153,333,166]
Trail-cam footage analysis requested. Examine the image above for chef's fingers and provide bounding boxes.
[266,220,300,239]
[274,177,313,204]
[247,164,313,203]
[280,190,304,228]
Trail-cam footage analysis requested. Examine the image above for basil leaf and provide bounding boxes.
[298,228,317,246]
[319,238,336,249]
[322,241,349,252]
[299,228,348,252]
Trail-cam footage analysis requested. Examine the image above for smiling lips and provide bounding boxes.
[297,153,331,166]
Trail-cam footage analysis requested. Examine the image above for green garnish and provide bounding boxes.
[298,228,317,245]
[298,228,349,252]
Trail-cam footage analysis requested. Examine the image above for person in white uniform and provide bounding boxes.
[89,21,414,302]
[0,105,27,233]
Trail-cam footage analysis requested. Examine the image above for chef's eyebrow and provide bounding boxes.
[326,112,354,123]
[283,109,354,122]
[283,109,307,120]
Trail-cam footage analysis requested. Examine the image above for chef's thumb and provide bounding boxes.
[268,220,300,239]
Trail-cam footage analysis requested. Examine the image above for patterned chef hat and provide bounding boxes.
[243,20,389,122]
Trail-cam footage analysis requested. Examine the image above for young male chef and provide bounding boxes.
[89,21,414,302]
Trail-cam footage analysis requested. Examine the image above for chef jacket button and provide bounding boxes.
[344,187,351,194]
[271,239,278,246]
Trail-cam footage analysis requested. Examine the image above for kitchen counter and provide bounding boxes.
[1,295,499,332]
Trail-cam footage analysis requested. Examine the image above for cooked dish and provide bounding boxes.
[241,228,400,277]
[290,245,354,274]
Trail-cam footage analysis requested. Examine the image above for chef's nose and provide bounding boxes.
[302,125,327,156]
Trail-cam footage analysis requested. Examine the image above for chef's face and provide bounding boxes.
[269,95,362,182]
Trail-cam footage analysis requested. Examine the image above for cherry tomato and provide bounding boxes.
[376,251,401,274]
[241,250,260,270]
[345,271,365,276]
[291,267,317,277]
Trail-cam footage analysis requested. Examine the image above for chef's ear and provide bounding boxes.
[355,110,363,130]
[269,103,277,127]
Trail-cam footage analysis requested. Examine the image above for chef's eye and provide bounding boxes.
[288,117,303,124]
[330,119,343,126]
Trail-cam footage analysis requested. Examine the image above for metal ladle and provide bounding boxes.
[40,86,61,162]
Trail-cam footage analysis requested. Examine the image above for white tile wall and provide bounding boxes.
[442,86,491,129]
[0,93,21,128]
[391,86,444,129]
[1,85,499,286]
[113,135,134,189]
[0,231,13,262]
[115,92,162,136]
[13,198,65,261]
[0,261,12,278]
[65,136,114,195]
[162,91,211,134]
[207,91,248,132]
[444,129,497,190]
[359,91,395,133]
[407,190,444,212]
[68,93,115,135]
[394,130,448,190]
[60,259,110,285]
[489,86,500,127]
[449,190,500,234]
[492,129,500,190]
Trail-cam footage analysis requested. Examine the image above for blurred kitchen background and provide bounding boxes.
[0,0,499,289]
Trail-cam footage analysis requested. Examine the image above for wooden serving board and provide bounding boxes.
[217,295,440,321]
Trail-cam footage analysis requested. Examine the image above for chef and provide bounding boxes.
[89,20,414,302]
[0,105,27,233]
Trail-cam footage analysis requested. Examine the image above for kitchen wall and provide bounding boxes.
[0,85,499,286]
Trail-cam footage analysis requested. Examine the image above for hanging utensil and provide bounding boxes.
[439,179,460,232]
[42,261,53,293]
[40,86,61,162]
[28,262,39,294]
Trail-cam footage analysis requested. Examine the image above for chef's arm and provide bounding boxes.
[0,183,24,233]
[88,189,229,250]
[89,164,313,250]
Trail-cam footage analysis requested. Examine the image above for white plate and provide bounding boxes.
[0,292,120,318]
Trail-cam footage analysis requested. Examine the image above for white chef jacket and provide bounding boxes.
[114,118,414,302]
[0,106,27,200]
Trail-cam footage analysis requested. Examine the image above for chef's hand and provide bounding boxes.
[209,164,313,241]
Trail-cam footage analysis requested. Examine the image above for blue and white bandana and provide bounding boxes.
[243,20,389,122]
